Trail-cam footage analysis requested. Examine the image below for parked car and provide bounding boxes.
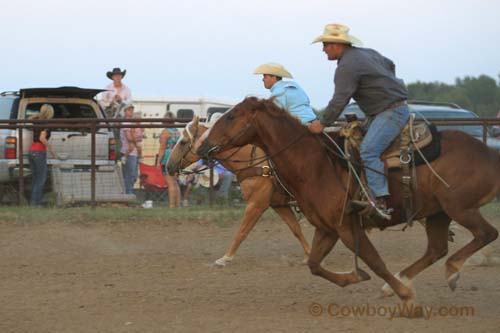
[0,87,116,183]
[338,101,500,151]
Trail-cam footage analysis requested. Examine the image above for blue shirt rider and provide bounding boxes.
[254,63,319,125]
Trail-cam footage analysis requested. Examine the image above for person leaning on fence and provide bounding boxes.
[28,104,57,206]
[120,103,139,195]
[156,112,181,208]
[308,23,410,219]
[98,67,132,118]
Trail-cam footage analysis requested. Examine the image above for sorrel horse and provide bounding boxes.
[197,97,499,303]
[166,116,311,266]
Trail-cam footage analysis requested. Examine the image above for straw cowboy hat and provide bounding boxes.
[253,63,293,79]
[197,168,219,188]
[106,67,127,79]
[34,104,54,120]
[312,24,362,46]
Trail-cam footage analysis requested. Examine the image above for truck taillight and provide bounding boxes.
[5,136,17,159]
[109,138,116,160]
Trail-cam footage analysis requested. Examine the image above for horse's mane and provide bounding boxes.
[241,96,348,170]
[242,96,306,129]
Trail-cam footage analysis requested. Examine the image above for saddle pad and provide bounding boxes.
[384,124,441,169]
[381,122,433,160]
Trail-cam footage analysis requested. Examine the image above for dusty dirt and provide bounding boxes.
[1,213,499,333]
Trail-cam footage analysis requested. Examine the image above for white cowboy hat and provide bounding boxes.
[253,63,293,79]
[197,168,219,188]
[312,24,362,46]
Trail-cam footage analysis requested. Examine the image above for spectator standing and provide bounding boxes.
[133,111,144,161]
[156,112,181,208]
[120,103,139,194]
[29,104,57,205]
[214,164,233,201]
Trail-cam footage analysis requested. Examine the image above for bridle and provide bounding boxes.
[204,112,308,172]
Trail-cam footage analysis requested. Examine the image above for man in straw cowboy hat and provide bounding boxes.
[308,24,410,218]
[254,63,320,125]
[98,67,132,117]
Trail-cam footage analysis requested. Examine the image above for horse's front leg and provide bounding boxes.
[307,227,371,287]
[336,216,415,302]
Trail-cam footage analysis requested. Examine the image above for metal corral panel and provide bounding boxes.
[51,165,136,206]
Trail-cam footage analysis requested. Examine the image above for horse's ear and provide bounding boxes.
[192,115,199,128]
[192,115,199,137]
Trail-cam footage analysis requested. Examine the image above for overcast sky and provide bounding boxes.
[1,0,499,107]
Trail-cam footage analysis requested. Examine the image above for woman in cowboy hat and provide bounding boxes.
[98,67,132,116]
[253,63,319,125]
[28,104,57,205]
[308,24,410,218]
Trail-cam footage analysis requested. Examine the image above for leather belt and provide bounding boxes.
[388,100,407,109]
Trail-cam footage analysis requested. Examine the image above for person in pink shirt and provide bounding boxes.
[133,111,144,161]
[98,67,132,118]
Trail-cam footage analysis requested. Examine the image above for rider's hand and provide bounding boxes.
[308,120,325,134]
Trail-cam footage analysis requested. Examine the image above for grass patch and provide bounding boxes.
[0,205,281,226]
[1,201,496,226]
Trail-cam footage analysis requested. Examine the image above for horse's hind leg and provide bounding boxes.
[443,208,498,290]
[382,212,451,297]
[272,206,311,260]
[308,228,371,287]
[336,219,415,302]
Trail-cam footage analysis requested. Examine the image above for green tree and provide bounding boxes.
[408,74,500,117]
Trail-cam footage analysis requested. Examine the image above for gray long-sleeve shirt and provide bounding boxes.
[321,47,408,125]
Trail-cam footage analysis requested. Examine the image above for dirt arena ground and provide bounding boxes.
[1,209,499,332]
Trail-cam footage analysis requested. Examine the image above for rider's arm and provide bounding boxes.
[321,65,359,126]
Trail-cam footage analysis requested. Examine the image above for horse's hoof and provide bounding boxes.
[447,272,460,291]
[381,282,395,297]
[400,299,423,318]
[214,258,226,267]
[214,255,233,267]
[356,268,371,281]
[301,256,309,265]
[381,272,411,298]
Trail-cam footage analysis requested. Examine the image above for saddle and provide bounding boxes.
[339,114,440,225]
[340,115,434,169]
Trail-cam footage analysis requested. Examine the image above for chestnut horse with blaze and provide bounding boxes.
[166,116,310,266]
[197,97,499,303]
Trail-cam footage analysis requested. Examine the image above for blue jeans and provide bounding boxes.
[216,172,233,199]
[29,151,48,205]
[122,155,138,194]
[360,104,410,197]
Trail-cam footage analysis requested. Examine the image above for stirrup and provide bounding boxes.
[349,200,392,220]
